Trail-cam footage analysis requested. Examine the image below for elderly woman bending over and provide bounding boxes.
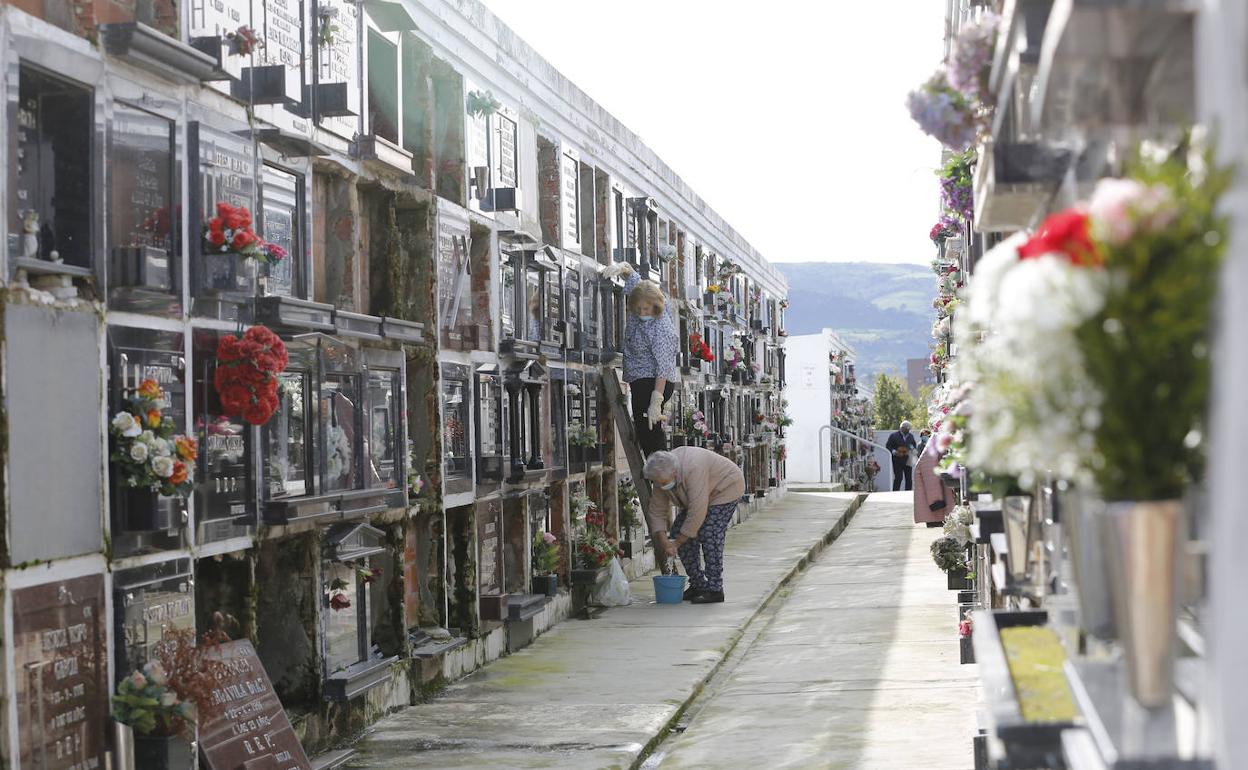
[643,447,745,604]
[602,262,680,455]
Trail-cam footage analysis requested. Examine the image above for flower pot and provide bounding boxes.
[115,485,180,533]
[1062,490,1117,642]
[570,566,607,586]
[200,251,257,295]
[1001,495,1033,587]
[1104,500,1183,709]
[947,570,973,591]
[133,734,194,770]
[532,575,558,597]
[960,635,975,664]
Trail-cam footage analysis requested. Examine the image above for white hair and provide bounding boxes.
[643,451,678,480]
[900,420,912,430]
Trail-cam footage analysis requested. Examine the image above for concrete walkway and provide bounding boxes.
[345,491,863,769]
[655,493,979,769]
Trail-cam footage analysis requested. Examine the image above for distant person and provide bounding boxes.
[917,428,931,456]
[602,261,679,456]
[644,447,745,604]
[886,421,917,491]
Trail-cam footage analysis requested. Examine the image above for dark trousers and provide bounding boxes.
[629,377,674,457]
[892,457,913,491]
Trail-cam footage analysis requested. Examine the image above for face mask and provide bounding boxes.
[660,480,676,491]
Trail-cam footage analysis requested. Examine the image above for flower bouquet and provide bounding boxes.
[214,325,288,426]
[113,626,232,742]
[532,530,561,595]
[689,332,715,363]
[939,149,977,225]
[947,12,1000,105]
[907,69,979,151]
[568,421,597,448]
[110,379,197,498]
[203,202,262,260]
[225,25,262,57]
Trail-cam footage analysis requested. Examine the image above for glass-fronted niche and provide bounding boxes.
[193,330,255,544]
[474,364,505,495]
[321,523,399,702]
[189,118,258,319]
[108,327,188,558]
[503,359,547,484]
[436,207,492,352]
[441,363,473,497]
[548,368,568,475]
[9,64,92,270]
[500,247,562,357]
[106,99,180,314]
[259,165,306,299]
[263,336,406,524]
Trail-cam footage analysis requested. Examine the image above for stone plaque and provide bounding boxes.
[14,574,109,770]
[494,114,517,189]
[317,0,360,137]
[560,153,579,248]
[257,0,304,103]
[198,640,312,770]
[476,499,502,596]
[190,0,246,38]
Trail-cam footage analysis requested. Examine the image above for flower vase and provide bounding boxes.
[1104,500,1183,709]
[201,251,257,294]
[133,734,194,770]
[1063,491,1117,641]
[1001,495,1033,587]
[114,721,136,770]
[532,574,558,597]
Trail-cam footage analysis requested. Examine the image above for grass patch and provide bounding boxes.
[1000,626,1078,723]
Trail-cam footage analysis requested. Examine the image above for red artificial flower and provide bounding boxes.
[329,593,352,611]
[208,228,226,247]
[242,401,272,426]
[1018,209,1102,267]
[217,335,242,363]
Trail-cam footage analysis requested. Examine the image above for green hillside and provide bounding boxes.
[776,261,933,385]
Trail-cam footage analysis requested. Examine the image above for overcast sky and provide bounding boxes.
[480,0,947,265]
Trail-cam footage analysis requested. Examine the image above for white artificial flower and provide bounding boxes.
[160,691,179,707]
[111,411,142,438]
[151,456,175,478]
[152,438,173,458]
[129,443,149,463]
[139,430,157,446]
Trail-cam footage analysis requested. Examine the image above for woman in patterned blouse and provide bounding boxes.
[602,261,680,455]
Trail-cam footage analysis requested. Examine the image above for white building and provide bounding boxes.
[783,329,871,486]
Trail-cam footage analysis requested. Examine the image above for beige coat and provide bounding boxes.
[647,446,746,538]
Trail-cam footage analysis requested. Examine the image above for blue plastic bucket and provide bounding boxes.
[653,574,687,604]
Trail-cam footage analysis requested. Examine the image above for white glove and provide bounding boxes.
[602,262,633,280]
[646,390,665,429]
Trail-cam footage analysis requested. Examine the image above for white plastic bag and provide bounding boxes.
[591,557,633,606]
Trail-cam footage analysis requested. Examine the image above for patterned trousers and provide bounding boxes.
[671,501,737,592]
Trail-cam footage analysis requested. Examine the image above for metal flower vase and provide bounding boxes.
[1001,496,1033,587]
[1062,490,1117,641]
[1104,500,1183,709]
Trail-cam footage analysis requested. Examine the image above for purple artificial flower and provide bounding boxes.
[906,69,978,151]
[948,13,1001,104]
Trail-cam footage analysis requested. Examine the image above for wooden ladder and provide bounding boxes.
[602,368,651,514]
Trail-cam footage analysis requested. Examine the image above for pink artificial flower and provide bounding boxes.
[936,432,954,453]
[542,532,557,545]
[959,619,973,638]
